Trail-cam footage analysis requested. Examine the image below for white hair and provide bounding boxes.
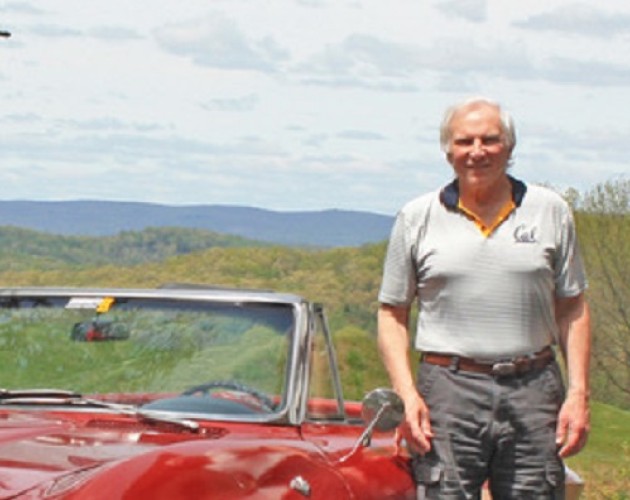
[439,97,517,162]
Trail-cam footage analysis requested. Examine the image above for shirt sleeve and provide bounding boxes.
[554,203,588,298]
[378,210,417,306]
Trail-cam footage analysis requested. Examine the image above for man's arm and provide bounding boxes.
[377,304,433,454]
[554,293,591,458]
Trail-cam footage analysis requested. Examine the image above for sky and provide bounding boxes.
[1,0,629,216]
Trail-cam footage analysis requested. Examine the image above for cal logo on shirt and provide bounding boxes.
[514,224,538,243]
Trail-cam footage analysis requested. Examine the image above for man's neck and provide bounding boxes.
[459,176,513,223]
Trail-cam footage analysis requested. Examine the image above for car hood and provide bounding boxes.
[0,410,348,499]
[0,410,177,497]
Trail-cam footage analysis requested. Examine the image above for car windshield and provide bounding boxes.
[0,292,293,418]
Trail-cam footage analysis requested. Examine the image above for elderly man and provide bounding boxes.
[377,97,590,498]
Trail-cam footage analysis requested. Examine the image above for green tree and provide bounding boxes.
[575,178,630,409]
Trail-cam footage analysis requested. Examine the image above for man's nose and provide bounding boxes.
[469,138,486,155]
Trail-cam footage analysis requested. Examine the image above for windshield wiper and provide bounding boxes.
[0,388,81,399]
[134,409,200,432]
[0,389,200,432]
[74,398,201,432]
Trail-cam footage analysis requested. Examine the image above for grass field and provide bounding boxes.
[567,402,630,499]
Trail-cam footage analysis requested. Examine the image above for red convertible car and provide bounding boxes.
[0,286,414,499]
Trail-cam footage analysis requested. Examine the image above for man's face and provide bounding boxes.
[445,104,511,192]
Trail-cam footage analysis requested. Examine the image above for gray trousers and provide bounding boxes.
[413,359,566,499]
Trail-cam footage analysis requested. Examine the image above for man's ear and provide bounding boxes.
[446,152,453,165]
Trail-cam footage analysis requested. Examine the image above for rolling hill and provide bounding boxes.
[0,201,393,247]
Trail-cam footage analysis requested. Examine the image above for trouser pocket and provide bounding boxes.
[545,460,566,499]
[412,453,442,499]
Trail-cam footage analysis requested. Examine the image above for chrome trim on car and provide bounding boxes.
[289,476,311,497]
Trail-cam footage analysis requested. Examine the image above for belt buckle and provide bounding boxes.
[491,361,517,376]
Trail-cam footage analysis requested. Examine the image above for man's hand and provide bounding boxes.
[554,294,591,458]
[378,304,434,454]
[397,391,434,455]
[556,390,590,458]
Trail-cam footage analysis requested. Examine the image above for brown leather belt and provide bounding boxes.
[422,346,554,377]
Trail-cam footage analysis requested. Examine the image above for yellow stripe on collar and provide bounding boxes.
[458,199,516,236]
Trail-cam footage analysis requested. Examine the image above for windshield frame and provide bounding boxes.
[0,287,309,425]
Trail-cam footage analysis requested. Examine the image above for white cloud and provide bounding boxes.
[200,94,259,112]
[298,34,419,78]
[87,26,142,41]
[337,130,386,141]
[513,2,630,37]
[537,57,630,86]
[0,0,628,215]
[153,13,289,72]
[0,2,46,15]
[29,24,82,38]
[435,0,488,23]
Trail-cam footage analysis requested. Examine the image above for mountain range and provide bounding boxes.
[0,200,394,247]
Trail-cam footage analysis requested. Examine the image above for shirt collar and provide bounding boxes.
[439,175,527,209]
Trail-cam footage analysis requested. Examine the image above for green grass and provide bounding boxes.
[566,402,630,499]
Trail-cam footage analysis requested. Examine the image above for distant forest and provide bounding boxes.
[0,178,628,410]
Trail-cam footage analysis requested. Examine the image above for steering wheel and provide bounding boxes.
[181,380,275,411]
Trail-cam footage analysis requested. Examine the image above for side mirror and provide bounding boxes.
[337,388,404,464]
[361,387,405,432]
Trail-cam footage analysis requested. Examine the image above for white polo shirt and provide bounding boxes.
[378,176,587,359]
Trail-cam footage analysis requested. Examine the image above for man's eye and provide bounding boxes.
[482,136,501,145]
[454,138,474,146]
[452,136,502,148]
